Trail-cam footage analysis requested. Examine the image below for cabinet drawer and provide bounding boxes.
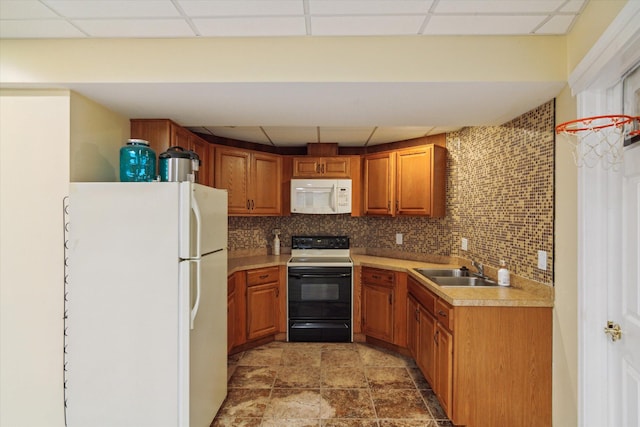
[407,276,436,316]
[247,267,279,286]
[435,299,454,331]
[362,267,395,287]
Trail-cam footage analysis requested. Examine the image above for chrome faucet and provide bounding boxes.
[471,260,486,279]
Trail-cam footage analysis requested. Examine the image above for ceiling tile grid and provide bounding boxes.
[1,0,588,39]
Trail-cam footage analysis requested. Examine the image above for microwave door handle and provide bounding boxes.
[331,184,337,211]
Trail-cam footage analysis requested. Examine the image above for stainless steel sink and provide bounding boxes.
[426,276,500,287]
[414,268,469,278]
[413,268,501,287]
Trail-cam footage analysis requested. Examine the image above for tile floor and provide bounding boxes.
[211,341,454,427]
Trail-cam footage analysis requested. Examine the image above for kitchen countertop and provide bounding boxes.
[227,253,553,308]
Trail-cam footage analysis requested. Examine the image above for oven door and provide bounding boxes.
[287,266,352,320]
[288,265,352,342]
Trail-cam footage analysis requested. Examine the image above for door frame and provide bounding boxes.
[570,3,640,426]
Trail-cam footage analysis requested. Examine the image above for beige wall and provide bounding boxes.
[0,89,130,427]
[0,36,566,85]
[0,89,70,427]
[70,92,130,182]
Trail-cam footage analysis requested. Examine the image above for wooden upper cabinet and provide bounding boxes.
[130,119,213,187]
[215,147,281,216]
[363,152,395,216]
[292,157,351,178]
[364,145,446,218]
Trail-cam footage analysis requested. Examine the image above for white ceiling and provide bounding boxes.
[0,0,587,147]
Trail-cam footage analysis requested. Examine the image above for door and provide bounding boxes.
[185,183,227,257]
[610,142,640,427]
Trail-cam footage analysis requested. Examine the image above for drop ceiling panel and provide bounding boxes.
[204,126,272,145]
[194,17,306,37]
[536,15,575,34]
[424,15,546,35]
[179,0,304,16]
[0,19,86,38]
[45,0,180,18]
[262,127,319,144]
[0,0,58,19]
[312,15,427,36]
[368,126,433,144]
[432,0,565,14]
[319,127,374,144]
[75,19,194,38]
[308,0,433,15]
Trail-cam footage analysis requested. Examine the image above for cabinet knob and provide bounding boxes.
[438,310,447,318]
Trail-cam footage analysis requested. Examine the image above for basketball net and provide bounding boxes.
[555,115,639,170]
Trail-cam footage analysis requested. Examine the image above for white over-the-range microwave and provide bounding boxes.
[290,179,352,214]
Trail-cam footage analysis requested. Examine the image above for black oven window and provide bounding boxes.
[301,283,340,301]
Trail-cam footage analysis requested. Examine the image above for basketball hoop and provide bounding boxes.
[555,115,640,169]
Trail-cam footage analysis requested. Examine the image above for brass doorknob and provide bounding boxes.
[604,321,623,342]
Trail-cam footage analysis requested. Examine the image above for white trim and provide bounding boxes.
[570,3,640,427]
[569,1,640,94]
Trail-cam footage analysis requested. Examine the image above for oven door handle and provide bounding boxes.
[289,273,351,279]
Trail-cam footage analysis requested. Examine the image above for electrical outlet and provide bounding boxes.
[538,250,547,270]
[461,238,468,251]
[396,233,403,245]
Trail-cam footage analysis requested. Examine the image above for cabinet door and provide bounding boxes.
[362,283,394,342]
[418,307,437,387]
[396,147,432,216]
[407,295,419,359]
[364,152,395,216]
[215,148,250,214]
[292,158,322,176]
[246,282,278,340]
[322,157,351,177]
[251,152,281,215]
[435,323,453,417]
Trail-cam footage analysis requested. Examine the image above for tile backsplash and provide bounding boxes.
[228,100,554,285]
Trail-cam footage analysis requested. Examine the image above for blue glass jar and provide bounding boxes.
[119,139,156,182]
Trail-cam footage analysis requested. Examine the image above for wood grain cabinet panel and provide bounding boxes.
[363,145,446,218]
[406,275,552,426]
[130,119,213,186]
[292,157,351,177]
[246,267,281,341]
[215,147,281,215]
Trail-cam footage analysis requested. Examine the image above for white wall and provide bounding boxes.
[0,89,70,427]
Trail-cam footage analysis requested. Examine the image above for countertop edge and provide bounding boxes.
[227,254,554,308]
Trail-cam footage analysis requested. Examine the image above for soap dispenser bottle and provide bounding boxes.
[273,229,281,256]
[498,260,510,286]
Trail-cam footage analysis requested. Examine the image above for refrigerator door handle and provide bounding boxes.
[191,189,202,259]
[190,258,201,330]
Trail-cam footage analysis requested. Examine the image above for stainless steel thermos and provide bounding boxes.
[159,146,200,182]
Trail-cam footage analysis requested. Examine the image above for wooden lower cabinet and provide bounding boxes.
[228,266,285,354]
[407,276,551,427]
[246,266,281,340]
[361,267,396,342]
[246,282,279,340]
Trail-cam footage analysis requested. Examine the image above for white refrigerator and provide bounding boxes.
[66,182,228,427]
